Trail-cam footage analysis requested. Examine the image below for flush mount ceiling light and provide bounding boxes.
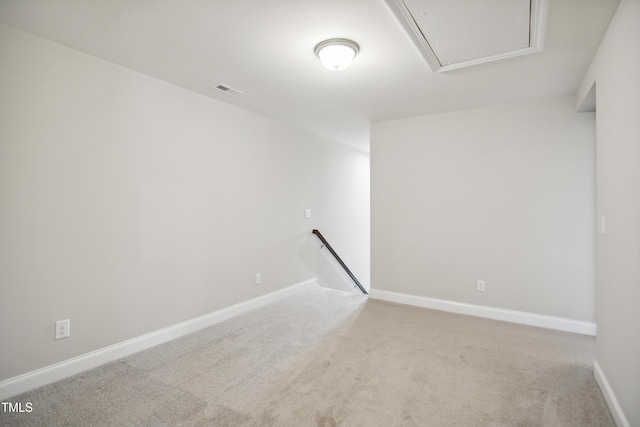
[314,38,360,71]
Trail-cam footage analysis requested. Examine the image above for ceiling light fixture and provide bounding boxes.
[314,38,360,71]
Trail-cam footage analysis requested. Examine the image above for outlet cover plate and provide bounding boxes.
[55,319,70,340]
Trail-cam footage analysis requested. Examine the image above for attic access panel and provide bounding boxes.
[386,0,547,73]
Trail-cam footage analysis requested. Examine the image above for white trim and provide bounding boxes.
[594,360,631,427]
[0,278,318,400]
[384,0,547,73]
[369,289,596,336]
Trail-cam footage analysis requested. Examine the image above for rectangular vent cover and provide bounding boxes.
[215,84,244,96]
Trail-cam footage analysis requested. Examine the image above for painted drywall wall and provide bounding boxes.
[371,96,595,322]
[0,24,370,382]
[314,143,370,293]
[578,1,640,425]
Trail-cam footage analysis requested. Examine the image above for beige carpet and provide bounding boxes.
[1,286,614,426]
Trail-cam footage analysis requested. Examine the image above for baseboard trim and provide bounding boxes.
[0,278,318,401]
[594,360,631,427]
[369,289,596,336]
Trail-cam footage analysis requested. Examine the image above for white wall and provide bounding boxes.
[0,24,369,382]
[371,96,596,322]
[578,1,640,425]
[315,143,370,293]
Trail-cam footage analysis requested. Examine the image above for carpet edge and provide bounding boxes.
[369,288,597,336]
[0,278,318,400]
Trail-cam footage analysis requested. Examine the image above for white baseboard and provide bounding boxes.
[594,360,631,427]
[369,289,597,336]
[0,278,318,401]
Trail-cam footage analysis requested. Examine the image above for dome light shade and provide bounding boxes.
[314,39,360,71]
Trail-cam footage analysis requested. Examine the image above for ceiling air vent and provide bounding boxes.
[214,84,244,96]
[385,0,547,73]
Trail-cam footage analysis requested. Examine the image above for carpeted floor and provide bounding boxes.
[1,286,615,426]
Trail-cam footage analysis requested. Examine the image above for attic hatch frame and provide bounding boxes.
[384,0,548,73]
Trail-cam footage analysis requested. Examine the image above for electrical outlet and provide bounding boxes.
[476,280,486,292]
[254,273,262,285]
[55,319,70,340]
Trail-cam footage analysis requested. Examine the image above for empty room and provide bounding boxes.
[1,0,638,426]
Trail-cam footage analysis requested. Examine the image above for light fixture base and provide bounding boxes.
[314,38,360,71]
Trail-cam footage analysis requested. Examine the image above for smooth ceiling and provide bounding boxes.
[0,0,619,151]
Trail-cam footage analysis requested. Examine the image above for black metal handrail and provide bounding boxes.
[312,229,368,295]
